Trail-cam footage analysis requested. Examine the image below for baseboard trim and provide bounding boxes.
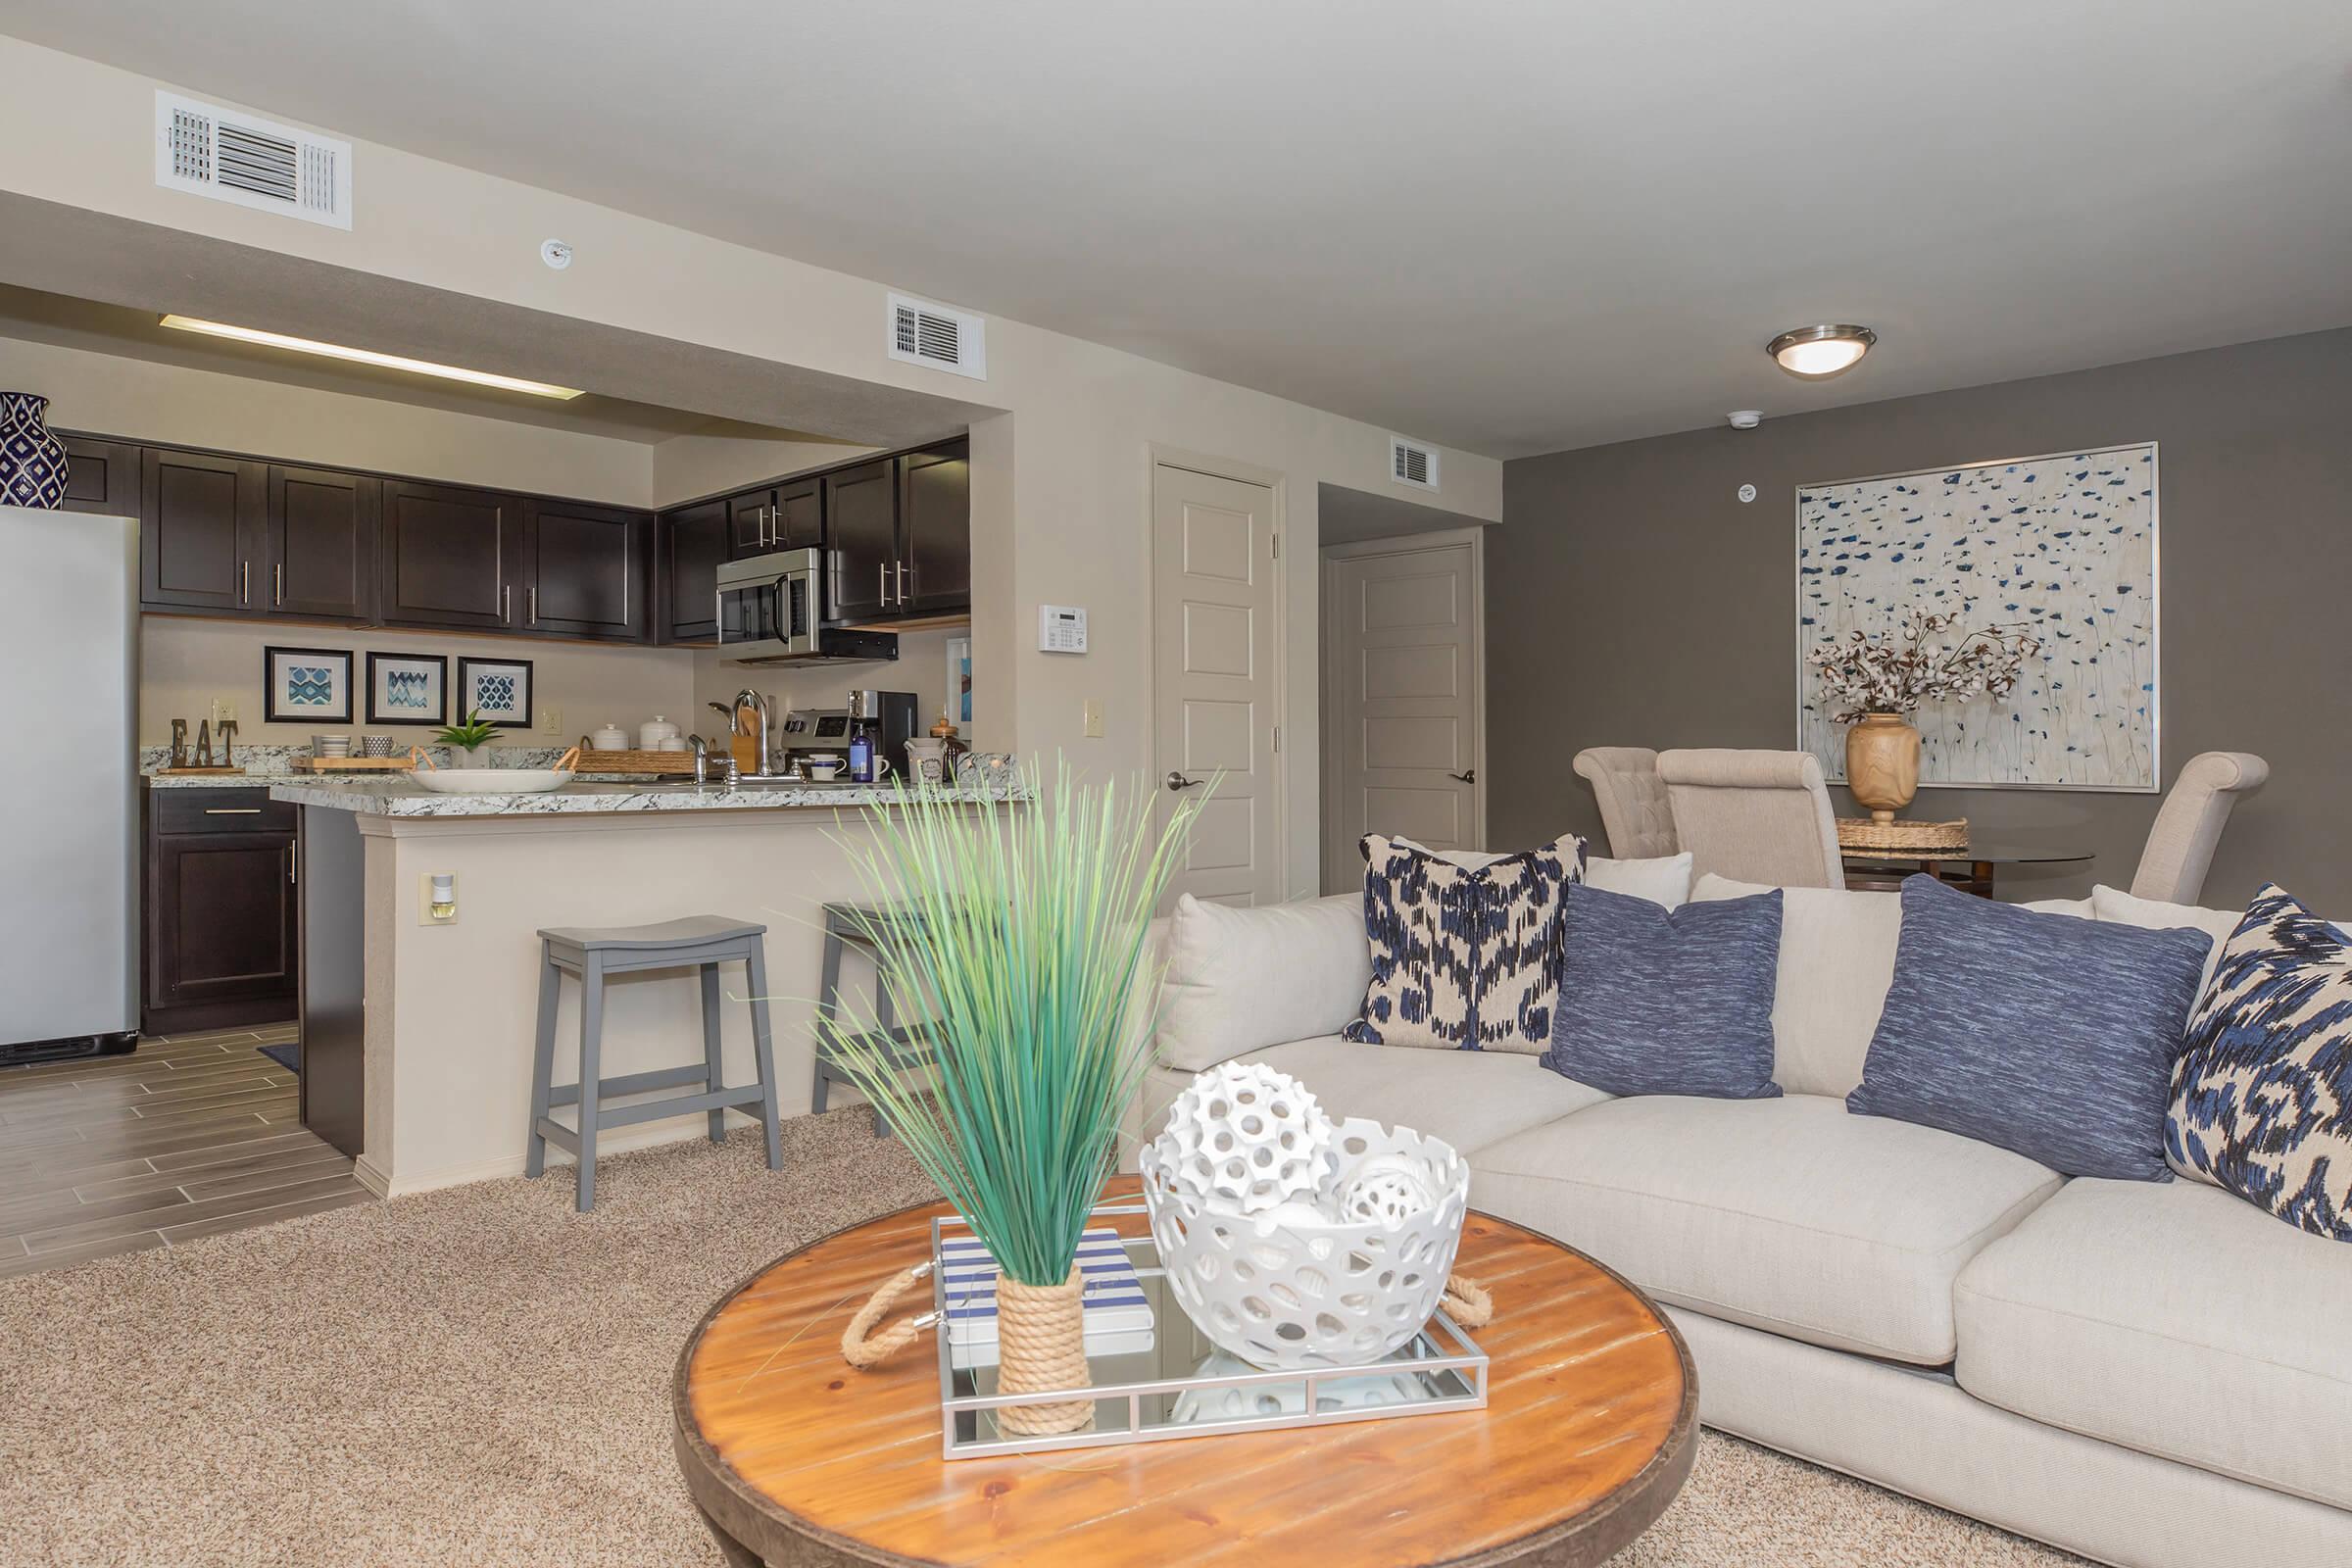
[352,1153,393,1199]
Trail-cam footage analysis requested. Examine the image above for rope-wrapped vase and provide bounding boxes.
[991,1265,1095,1436]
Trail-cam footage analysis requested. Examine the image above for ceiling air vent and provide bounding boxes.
[886,293,987,380]
[1389,435,1441,491]
[155,91,352,230]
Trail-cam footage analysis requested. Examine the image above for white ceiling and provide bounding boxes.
[4,1,2349,459]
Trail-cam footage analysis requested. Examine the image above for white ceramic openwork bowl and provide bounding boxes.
[1142,1087,1471,1372]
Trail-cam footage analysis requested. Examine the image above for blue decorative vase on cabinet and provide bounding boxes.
[0,392,68,509]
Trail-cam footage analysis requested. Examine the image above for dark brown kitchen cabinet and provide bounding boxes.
[896,441,971,614]
[725,474,823,560]
[143,788,299,1035]
[523,498,651,641]
[140,447,267,613]
[378,478,524,631]
[661,496,727,643]
[823,457,898,621]
[56,435,139,516]
[268,466,378,622]
[773,474,823,551]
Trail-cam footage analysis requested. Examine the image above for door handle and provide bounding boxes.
[1449,769,1477,784]
[1165,771,1203,792]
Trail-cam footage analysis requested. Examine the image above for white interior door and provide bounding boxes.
[1322,530,1485,890]
[1152,463,1282,909]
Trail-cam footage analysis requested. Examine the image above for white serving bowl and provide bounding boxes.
[408,768,573,796]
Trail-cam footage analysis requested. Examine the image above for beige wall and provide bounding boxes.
[143,616,698,749]
[0,38,1504,897]
[0,332,653,504]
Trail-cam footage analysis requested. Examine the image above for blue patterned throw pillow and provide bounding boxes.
[1344,832,1584,1052]
[2166,885,2352,1241]
[1543,883,1784,1099]
[1847,874,2211,1180]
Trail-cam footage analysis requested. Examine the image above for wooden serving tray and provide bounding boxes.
[570,749,700,775]
[294,756,416,772]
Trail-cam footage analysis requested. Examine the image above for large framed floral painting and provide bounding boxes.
[1795,443,2159,791]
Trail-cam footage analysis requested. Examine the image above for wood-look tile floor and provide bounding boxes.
[0,1022,371,1279]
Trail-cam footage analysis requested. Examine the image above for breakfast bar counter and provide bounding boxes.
[276,777,1020,1198]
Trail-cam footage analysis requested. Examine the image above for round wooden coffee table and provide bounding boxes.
[674,1178,1695,1567]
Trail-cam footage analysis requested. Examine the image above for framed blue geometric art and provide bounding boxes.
[457,657,533,728]
[366,652,449,727]
[264,645,353,724]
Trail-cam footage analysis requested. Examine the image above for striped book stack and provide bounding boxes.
[941,1227,1156,1369]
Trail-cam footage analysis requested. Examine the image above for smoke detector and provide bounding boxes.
[1727,410,1763,431]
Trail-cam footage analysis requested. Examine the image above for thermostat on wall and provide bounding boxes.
[1038,605,1088,654]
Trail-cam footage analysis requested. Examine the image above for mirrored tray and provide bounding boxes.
[930,1199,1489,1459]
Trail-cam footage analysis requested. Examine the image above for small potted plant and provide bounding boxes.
[432,710,501,768]
[1806,609,2039,821]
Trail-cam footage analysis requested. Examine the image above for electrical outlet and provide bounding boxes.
[1083,699,1104,738]
[419,872,459,925]
[540,706,563,735]
[210,697,237,724]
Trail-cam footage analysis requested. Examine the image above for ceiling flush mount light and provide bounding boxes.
[1768,323,1877,379]
[158,316,583,399]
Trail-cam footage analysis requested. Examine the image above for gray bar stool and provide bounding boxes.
[811,902,937,1139]
[526,915,782,1211]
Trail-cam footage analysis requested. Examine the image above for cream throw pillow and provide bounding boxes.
[1153,894,1370,1073]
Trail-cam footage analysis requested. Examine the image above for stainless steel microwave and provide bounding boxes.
[714,547,900,665]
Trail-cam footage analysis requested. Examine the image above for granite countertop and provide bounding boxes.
[268,776,1024,817]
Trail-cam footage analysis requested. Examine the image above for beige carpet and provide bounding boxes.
[0,1111,2080,1568]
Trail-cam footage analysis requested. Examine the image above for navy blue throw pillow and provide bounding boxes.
[1847,874,2211,1180]
[1543,883,1785,1099]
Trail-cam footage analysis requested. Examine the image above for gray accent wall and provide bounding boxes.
[1491,327,2352,909]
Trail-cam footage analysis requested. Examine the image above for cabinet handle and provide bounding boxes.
[503,584,512,622]
[764,505,775,549]
[204,807,263,815]
[896,561,908,604]
[240,560,250,605]
[529,586,538,625]
[877,562,889,607]
[287,845,298,885]
[273,562,283,606]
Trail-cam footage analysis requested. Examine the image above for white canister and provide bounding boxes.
[638,714,680,751]
[590,722,629,752]
[904,736,949,786]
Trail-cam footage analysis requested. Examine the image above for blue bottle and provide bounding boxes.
[849,728,874,784]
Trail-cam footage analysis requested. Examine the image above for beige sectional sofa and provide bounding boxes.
[1127,878,2352,1568]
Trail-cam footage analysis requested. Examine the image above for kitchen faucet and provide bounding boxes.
[732,689,772,776]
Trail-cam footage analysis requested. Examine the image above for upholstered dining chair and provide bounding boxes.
[1655,749,1846,889]
[2131,752,2270,905]
[1571,747,1680,858]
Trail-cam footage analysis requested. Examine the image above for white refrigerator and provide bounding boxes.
[0,505,139,1061]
